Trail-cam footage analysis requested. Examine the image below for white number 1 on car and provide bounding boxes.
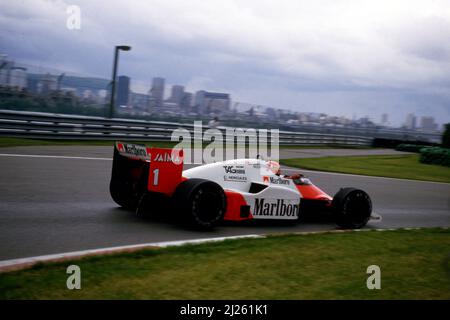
[153,169,159,186]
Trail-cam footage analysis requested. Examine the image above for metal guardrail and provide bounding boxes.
[0,109,373,146]
[286,123,442,143]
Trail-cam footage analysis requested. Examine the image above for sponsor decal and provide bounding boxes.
[154,151,182,163]
[269,176,290,185]
[223,165,246,174]
[117,142,149,160]
[253,198,299,217]
[224,175,247,182]
[262,176,290,185]
[245,160,261,169]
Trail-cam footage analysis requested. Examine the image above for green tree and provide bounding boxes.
[443,123,450,148]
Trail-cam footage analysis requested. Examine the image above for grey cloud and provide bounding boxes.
[0,0,449,126]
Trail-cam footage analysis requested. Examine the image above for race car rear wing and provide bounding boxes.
[110,142,184,197]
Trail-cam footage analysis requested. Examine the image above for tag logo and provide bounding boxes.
[223,166,245,174]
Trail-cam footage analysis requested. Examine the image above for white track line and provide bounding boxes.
[0,153,112,161]
[0,235,264,273]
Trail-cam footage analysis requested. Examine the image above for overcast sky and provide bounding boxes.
[1,0,450,126]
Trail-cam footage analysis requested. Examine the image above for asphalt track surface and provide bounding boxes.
[0,146,448,260]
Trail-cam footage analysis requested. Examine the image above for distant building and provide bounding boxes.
[117,75,130,107]
[0,56,27,90]
[404,113,417,130]
[180,92,192,109]
[60,87,77,95]
[0,54,14,86]
[39,73,57,95]
[150,77,165,108]
[27,78,39,93]
[162,101,179,113]
[82,89,94,99]
[97,89,108,99]
[8,67,27,89]
[130,92,150,111]
[194,90,230,115]
[381,113,388,126]
[265,107,278,119]
[167,85,185,107]
[420,116,438,132]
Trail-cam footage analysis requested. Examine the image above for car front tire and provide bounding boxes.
[332,187,372,229]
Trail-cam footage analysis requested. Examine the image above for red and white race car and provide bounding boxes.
[110,142,380,230]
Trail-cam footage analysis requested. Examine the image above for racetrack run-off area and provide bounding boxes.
[1,228,449,299]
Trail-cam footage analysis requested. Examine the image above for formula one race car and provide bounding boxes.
[110,142,380,230]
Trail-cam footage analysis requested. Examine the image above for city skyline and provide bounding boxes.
[1,58,442,132]
[0,50,443,131]
[1,1,450,126]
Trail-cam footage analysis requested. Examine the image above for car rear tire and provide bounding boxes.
[172,178,227,230]
[332,188,372,229]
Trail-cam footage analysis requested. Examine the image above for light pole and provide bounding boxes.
[109,45,131,118]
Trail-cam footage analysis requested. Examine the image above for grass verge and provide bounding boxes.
[1,228,449,299]
[281,154,450,183]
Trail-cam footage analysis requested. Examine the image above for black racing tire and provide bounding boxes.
[110,179,140,210]
[172,178,227,230]
[332,188,372,229]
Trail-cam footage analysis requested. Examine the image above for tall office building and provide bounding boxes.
[181,92,192,109]
[150,77,165,108]
[117,75,130,107]
[404,113,417,130]
[194,90,230,114]
[168,85,185,107]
